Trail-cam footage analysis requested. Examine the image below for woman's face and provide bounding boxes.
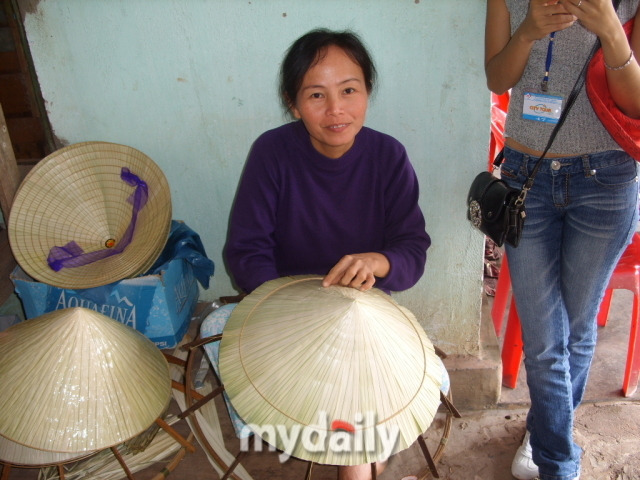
[291,45,369,159]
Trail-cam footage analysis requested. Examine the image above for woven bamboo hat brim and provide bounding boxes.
[0,435,95,467]
[0,307,172,453]
[219,275,443,466]
[8,141,172,289]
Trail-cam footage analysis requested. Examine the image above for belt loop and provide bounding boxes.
[582,154,595,177]
[522,153,531,176]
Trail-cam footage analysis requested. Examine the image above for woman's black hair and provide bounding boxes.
[279,28,377,113]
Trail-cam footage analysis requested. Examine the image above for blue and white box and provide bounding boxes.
[11,257,198,349]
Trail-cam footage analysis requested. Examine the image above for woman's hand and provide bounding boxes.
[322,253,390,291]
[558,0,620,40]
[485,0,576,94]
[559,0,640,118]
[519,0,576,43]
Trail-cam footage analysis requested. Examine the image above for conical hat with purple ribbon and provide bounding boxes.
[8,142,171,288]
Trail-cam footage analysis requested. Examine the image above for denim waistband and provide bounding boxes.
[503,146,634,175]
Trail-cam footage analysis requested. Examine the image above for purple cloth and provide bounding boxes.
[47,168,148,271]
[225,121,430,294]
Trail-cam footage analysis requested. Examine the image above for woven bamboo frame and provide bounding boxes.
[179,331,461,479]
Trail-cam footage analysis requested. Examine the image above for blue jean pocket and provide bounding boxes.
[591,157,638,188]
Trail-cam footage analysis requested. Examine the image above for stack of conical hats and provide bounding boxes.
[1,142,175,467]
[0,307,172,466]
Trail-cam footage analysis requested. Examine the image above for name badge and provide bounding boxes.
[522,92,563,124]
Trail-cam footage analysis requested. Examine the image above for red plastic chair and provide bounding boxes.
[492,233,640,397]
[490,255,524,390]
[488,92,510,171]
[597,232,640,396]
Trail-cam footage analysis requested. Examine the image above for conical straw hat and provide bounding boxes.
[219,275,442,466]
[0,307,172,453]
[8,141,172,289]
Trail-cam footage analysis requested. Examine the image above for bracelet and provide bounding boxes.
[605,51,635,71]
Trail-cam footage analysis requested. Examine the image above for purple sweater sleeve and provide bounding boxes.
[224,143,282,293]
[372,153,430,293]
[225,122,430,294]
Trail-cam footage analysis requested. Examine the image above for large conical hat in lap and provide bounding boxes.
[219,275,442,466]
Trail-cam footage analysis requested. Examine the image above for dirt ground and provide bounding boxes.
[382,402,640,480]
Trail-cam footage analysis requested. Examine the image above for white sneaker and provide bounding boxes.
[511,431,539,480]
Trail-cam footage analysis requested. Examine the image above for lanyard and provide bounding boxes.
[540,31,556,92]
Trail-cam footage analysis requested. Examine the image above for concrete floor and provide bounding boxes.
[2,290,639,480]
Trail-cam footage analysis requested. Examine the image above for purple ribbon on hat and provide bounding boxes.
[47,167,149,272]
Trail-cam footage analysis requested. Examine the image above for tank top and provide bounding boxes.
[504,0,638,154]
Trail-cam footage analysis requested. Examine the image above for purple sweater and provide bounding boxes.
[225,120,430,294]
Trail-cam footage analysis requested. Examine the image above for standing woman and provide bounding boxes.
[485,1,640,480]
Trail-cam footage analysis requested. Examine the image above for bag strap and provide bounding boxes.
[496,0,622,206]
[491,57,588,178]
[513,38,599,205]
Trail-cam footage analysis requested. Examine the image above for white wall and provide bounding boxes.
[19,0,488,355]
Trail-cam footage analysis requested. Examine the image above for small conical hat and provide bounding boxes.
[8,141,172,289]
[0,308,171,453]
[219,275,442,466]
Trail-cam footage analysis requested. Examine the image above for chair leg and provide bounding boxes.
[623,293,640,397]
[502,297,524,389]
[491,255,511,336]
[417,435,439,478]
[440,391,462,419]
[110,446,135,480]
[304,462,314,480]
[1,463,11,480]
[597,289,613,328]
[155,418,196,453]
[221,451,246,480]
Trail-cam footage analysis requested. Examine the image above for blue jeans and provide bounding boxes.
[501,147,639,480]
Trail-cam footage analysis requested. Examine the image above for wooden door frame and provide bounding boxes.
[0,103,21,304]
